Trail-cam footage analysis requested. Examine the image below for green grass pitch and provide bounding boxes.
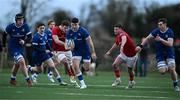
[0,68,180,100]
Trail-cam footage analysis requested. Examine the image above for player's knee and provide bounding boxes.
[49,66,55,71]
[62,58,68,64]
[168,66,175,73]
[128,67,133,72]
[18,58,25,63]
[158,68,166,74]
[37,68,42,73]
[112,63,118,69]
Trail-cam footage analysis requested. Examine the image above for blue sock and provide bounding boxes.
[77,74,83,81]
[25,76,30,81]
[56,76,62,83]
[11,75,16,80]
[48,67,51,74]
[173,80,178,87]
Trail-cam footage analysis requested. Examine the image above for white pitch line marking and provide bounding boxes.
[35,83,169,93]
[55,92,169,99]
[37,83,170,89]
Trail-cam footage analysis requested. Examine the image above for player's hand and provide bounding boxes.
[64,43,74,50]
[155,34,163,42]
[135,46,142,53]
[104,51,110,59]
[45,50,51,53]
[70,44,75,50]
[19,39,25,45]
[91,52,97,61]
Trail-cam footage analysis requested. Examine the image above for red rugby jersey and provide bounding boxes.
[115,32,137,57]
[52,26,67,51]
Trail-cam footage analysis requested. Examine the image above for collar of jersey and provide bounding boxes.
[37,32,45,36]
[160,27,168,33]
[14,23,24,28]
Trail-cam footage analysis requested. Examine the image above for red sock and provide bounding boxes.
[70,67,75,76]
[63,62,73,76]
[129,71,134,81]
[114,69,121,78]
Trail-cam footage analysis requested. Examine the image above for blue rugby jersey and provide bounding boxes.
[45,28,53,48]
[150,28,175,61]
[32,32,48,53]
[5,23,31,56]
[66,26,91,55]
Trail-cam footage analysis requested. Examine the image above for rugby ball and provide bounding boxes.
[66,39,74,48]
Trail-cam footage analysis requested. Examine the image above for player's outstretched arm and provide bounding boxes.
[136,34,153,52]
[105,43,118,55]
[141,34,154,46]
[87,36,97,60]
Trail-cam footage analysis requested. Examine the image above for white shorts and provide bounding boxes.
[117,53,138,68]
[157,58,176,69]
[53,51,73,65]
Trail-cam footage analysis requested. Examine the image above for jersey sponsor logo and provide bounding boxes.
[22,29,25,32]
[77,39,82,40]
[12,29,15,32]
[78,33,81,36]
[165,34,168,38]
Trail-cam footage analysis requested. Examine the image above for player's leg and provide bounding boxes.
[10,64,19,85]
[157,59,168,74]
[55,53,74,83]
[64,51,76,83]
[17,55,32,87]
[82,59,91,74]
[126,55,138,88]
[88,61,96,76]
[45,58,67,85]
[72,56,87,89]
[27,55,44,84]
[29,65,44,83]
[111,54,124,87]
[46,52,54,83]
[28,59,39,84]
[167,59,180,92]
[58,54,74,79]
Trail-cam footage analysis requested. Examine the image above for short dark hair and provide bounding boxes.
[158,18,167,24]
[61,20,70,26]
[36,22,45,28]
[71,17,79,23]
[15,13,24,21]
[114,23,123,28]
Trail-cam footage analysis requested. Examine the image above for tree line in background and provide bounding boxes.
[0,0,180,70]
